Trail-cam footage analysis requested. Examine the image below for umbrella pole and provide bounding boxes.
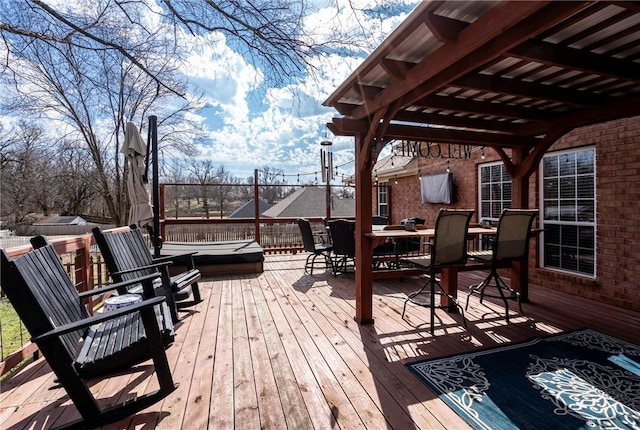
[148,115,162,258]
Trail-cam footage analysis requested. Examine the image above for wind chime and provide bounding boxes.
[320,139,334,220]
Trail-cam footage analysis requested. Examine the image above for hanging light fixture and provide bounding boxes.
[481,146,486,160]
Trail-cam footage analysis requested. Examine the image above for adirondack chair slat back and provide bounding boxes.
[100,228,156,285]
[1,246,89,359]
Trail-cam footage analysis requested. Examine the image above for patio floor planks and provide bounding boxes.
[2,253,640,429]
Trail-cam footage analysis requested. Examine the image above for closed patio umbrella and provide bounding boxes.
[122,122,153,227]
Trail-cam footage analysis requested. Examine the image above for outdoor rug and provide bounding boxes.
[406,329,640,429]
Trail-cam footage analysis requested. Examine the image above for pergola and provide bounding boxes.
[323,1,640,323]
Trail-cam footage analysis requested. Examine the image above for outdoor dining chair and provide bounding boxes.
[396,216,426,258]
[402,209,474,334]
[465,209,538,323]
[327,219,356,276]
[297,218,333,275]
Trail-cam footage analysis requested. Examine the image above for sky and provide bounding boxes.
[178,0,421,183]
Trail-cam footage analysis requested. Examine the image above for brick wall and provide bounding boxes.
[530,116,640,311]
[378,116,640,312]
[384,148,484,225]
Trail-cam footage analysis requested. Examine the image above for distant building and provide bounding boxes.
[262,186,354,218]
[33,215,87,226]
[228,199,272,218]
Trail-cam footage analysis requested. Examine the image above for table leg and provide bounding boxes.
[440,267,459,312]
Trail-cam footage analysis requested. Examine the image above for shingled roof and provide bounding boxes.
[261,186,354,218]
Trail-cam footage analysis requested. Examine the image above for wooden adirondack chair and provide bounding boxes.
[0,242,177,429]
[92,224,201,323]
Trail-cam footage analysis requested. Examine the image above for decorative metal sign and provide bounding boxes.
[395,140,473,159]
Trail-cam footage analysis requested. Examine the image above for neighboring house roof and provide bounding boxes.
[344,151,416,184]
[33,216,87,226]
[262,186,355,218]
[228,199,273,218]
[373,152,416,181]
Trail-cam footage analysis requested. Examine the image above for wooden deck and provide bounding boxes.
[2,253,640,429]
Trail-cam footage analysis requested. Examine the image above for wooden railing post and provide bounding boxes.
[254,168,261,244]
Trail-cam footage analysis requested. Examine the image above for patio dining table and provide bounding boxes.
[363,226,500,316]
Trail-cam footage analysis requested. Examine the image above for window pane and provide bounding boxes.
[541,149,595,276]
[481,184,490,200]
[579,226,594,249]
[562,246,578,271]
[491,164,501,182]
[479,163,511,221]
[545,224,560,244]
[559,153,576,176]
[560,200,576,221]
[560,177,575,199]
[544,178,558,199]
[491,184,502,200]
[545,244,561,267]
[577,200,594,222]
[503,183,512,202]
[578,251,594,274]
[577,150,594,174]
[481,167,490,182]
[543,156,558,177]
[544,201,559,221]
[563,225,578,247]
[492,202,501,218]
[577,175,594,198]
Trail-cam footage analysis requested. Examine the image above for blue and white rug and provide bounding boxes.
[407,329,640,429]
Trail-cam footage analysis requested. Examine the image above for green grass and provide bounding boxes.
[0,297,26,361]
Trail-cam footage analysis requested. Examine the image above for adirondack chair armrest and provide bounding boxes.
[111,261,172,277]
[32,296,167,342]
[77,273,162,299]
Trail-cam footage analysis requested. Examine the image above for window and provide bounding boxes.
[377,182,388,217]
[478,162,511,221]
[540,148,595,276]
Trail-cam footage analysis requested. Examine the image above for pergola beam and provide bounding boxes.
[452,74,612,108]
[328,117,539,147]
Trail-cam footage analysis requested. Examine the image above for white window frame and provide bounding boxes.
[538,147,596,278]
[478,161,511,222]
[377,182,388,217]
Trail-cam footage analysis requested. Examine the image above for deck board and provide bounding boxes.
[2,253,640,429]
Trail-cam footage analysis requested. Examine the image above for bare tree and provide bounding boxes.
[0,121,52,225]
[51,142,98,216]
[258,165,285,204]
[186,159,227,219]
[1,1,207,224]
[1,0,334,93]
[211,167,240,218]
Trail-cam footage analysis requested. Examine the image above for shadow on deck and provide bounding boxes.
[2,253,639,429]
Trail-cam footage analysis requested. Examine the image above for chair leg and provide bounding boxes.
[466,268,522,323]
[429,275,435,335]
[402,274,466,334]
[304,253,314,274]
[305,252,333,275]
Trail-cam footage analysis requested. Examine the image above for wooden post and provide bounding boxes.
[254,169,261,244]
[510,147,531,302]
[354,134,374,324]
